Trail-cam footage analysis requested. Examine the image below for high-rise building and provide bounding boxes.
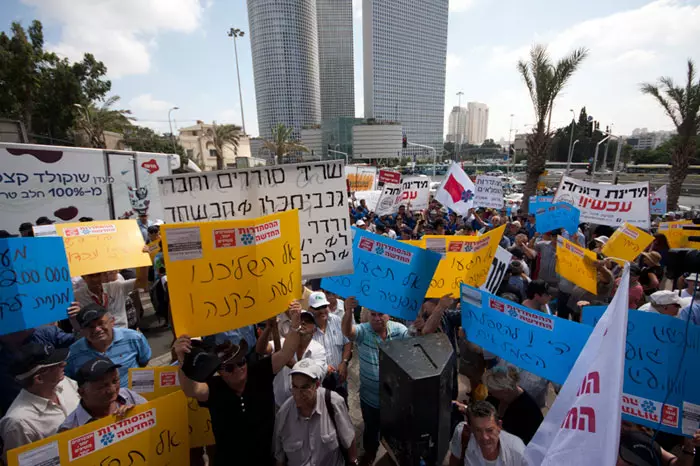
[446,106,469,144]
[316,0,355,121]
[247,0,321,139]
[362,0,449,153]
[467,102,489,145]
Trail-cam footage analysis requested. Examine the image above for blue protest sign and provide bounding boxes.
[535,202,581,235]
[582,306,700,436]
[528,195,553,213]
[0,238,74,336]
[322,229,441,320]
[460,284,592,384]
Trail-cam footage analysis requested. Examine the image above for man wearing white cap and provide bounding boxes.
[637,290,690,317]
[355,219,367,230]
[273,359,358,466]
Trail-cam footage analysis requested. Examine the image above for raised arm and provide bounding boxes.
[270,302,301,374]
[173,335,210,402]
[423,294,454,335]
[342,296,358,341]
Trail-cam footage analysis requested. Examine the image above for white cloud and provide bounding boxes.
[446,53,464,72]
[449,0,477,13]
[22,0,205,78]
[129,94,175,113]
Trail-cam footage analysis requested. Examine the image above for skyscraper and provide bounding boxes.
[247,0,321,139]
[363,0,449,152]
[467,102,489,145]
[447,106,469,144]
[316,0,355,121]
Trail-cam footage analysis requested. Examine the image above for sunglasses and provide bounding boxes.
[221,359,247,372]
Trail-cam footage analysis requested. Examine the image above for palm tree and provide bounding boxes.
[641,60,700,210]
[517,44,588,212]
[263,123,308,164]
[206,123,241,170]
[73,95,132,148]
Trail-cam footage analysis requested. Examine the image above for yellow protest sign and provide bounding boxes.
[146,240,162,260]
[557,236,597,294]
[48,220,151,276]
[401,239,425,248]
[7,391,189,466]
[162,210,302,337]
[601,223,654,262]
[658,221,699,249]
[128,367,215,448]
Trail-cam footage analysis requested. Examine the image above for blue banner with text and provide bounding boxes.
[535,202,581,235]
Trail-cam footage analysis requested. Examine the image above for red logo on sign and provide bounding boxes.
[379,170,401,185]
[488,298,504,312]
[214,229,236,248]
[358,238,374,252]
[141,159,159,174]
[70,432,96,459]
[160,372,178,387]
[663,405,679,427]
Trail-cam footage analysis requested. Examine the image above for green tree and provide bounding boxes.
[206,123,241,170]
[263,123,309,164]
[123,125,187,163]
[73,95,132,148]
[482,138,501,148]
[517,44,588,212]
[641,60,700,210]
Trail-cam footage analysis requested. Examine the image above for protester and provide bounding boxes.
[618,424,700,466]
[0,344,80,461]
[136,211,154,242]
[639,251,663,295]
[73,269,148,329]
[614,263,645,309]
[65,303,152,387]
[273,359,358,466]
[59,356,147,430]
[522,280,552,315]
[637,290,688,316]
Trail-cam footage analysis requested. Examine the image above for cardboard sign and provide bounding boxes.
[474,175,504,209]
[146,240,161,260]
[345,165,377,191]
[162,210,302,337]
[480,246,513,295]
[322,229,441,320]
[374,183,402,216]
[7,391,189,466]
[378,169,401,185]
[529,196,554,213]
[601,223,654,262]
[461,285,591,384]
[582,307,700,437]
[45,220,151,277]
[556,236,597,294]
[398,176,430,211]
[650,185,667,216]
[128,367,215,448]
[0,237,74,336]
[535,202,581,235]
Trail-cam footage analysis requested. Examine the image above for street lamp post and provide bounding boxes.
[227,28,247,134]
[508,114,515,174]
[328,149,349,166]
[566,109,576,175]
[168,106,179,152]
[407,142,437,177]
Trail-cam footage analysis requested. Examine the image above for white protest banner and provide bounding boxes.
[474,175,504,209]
[552,176,650,229]
[435,163,476,215]
[158,161,352,279]
[398,176,431,211]
[650,185,667,216]
[480,246,512,295]
[353,190,382,211]
[524,265,629,466]
[375,183,402,216]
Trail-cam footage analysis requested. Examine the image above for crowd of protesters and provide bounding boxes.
[1,193,700,466]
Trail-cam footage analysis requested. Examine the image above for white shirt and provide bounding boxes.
[273,338,327,406]
[449,422,526,466]
[311,314,349,369]
[74,278,136,328]
[0,378,80,461]
[330,299,345,319]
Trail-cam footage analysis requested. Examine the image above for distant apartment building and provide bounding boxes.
[446,106,469,144]
[178,121,251,171]
[300,117,403,160]
[467,102,489,145]
[626,128,674,150]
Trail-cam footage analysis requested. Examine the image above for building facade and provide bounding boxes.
[467,102,489,145]
[316,0,355,121]
[362,0,449,155]
[178,121,251,171]
[627,128,674,150]
[247,0,321,139]
[446,106,469,144]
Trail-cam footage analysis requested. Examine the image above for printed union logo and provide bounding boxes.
[100,432,115,446]
[641,400,656,413]
[240,233,255,245]
[375,246,385,255]
[507,309,518,318]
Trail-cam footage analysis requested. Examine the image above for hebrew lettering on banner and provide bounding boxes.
[650,185,668,216]
[556,236,598,294]
[480,246,513,295]
[553,176,650,229]
[158,161,351,279]
[582,307,700,437]
[474,175,504,209]
[321,228,441,321]
[601,223,654,262]
[374,183,403,216]
[0,237,75,336]
[398,176,431,211]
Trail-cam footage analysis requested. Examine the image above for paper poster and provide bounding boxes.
[158,161,351,280]
[345,165,377,191]
[535,202,581,235]
[601,223,654,262]
[321,229,441,320]
[650,185,667,216]
[374,183,402,216]
[398,176,431,211]
[162,210,302,337]
[0,237,75,336]
[529,196,554,214]
[49,220,151,277]
[556,236,597,294]
[129,369,155,394]
[146,240,161,260]
[553,176,650,229]
[480,246,513,295]
[474,175,504,209]
[378,169,401,185]
[7,391,189,466]
[352,190,382,212]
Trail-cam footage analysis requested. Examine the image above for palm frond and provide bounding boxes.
[641,83,682,128]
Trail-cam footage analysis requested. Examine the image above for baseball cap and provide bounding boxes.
[619,430,662,466]
[76,302,108,328]
[19,222,33,233]
[511,221,522,228]
[649,290,682,307]
[290,359,321,380]
[35,216,55,225]
[0,230,19,238]
[300,311,317,327]
[356,219,366,227]
[181,340,227,383]
[593,235,609,245]
[12,343,69,381]
[308,291,330,309]
[75,356,122,386]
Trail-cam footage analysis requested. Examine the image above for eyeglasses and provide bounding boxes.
[221,359,247,372]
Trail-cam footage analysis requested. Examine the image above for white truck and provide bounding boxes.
[0,143,182,233]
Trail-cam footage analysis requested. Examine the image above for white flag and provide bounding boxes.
[524,265,630,466]
[435,163,476,215]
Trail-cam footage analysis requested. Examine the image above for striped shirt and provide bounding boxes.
[355,321,409,408]
[312,314,349,368]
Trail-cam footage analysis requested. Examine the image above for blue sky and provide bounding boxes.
[4,0,700,142]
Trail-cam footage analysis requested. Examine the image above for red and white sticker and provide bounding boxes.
[358,237,413,264]
[488,297,554,331]
[212,220,281,248]
[622,394,679,428]
[620,225,639,239]
[69,409,157,460]
[213,228,237,248]
[63,224,117,237]
[160,371,179,388]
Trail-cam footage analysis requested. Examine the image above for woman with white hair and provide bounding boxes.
[483,366,543,445]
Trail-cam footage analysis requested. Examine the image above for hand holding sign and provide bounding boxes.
[556,236,597,294]
[601,223,654,262]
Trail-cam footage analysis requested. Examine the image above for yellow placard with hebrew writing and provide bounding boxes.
[347,173,375,191]
[147,240,162,260]
[163,210,302,337]
[557,236,597,294]
[128,367,215,448]
[601,223,654,262]
[658,221,700,249]
[7,391,189,466]
[48,220,152,277]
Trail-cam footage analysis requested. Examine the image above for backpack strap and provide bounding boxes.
[324,388,349,463]
[460,423,471,462]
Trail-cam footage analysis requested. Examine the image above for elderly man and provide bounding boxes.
[0,344,80,461]
[59,356,147,430]
[74,269,148,329]
[65,303,151,387]
[638,290,689,317]
[274,359,358,466]
[448,401,525,466]
[342,297,409,465]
